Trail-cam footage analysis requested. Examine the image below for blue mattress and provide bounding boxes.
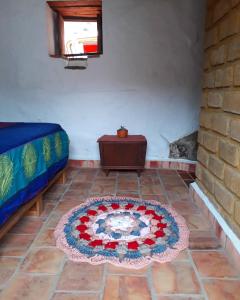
[0,122,69,227]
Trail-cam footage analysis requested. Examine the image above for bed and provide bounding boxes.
[0,122,69,238]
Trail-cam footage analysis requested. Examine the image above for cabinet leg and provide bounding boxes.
[137,170,142,177]
[104,169,110,176]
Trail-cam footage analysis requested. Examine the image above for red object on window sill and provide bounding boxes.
[84,44,98,53]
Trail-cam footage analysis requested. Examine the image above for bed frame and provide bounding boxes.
[0,168,66,240]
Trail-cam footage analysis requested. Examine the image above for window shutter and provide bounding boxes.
[46,3,61,57]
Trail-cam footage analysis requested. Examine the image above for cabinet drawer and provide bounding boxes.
[99,142,146,167]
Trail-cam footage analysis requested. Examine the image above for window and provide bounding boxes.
[46,0,103,58]
[64,21,98,55]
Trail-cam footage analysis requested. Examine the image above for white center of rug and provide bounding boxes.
[106,215,135,231]
[92,210,151,241]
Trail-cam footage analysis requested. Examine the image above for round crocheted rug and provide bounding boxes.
[54,197,189,269]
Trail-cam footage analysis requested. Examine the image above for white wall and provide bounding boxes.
[0,0,205,160]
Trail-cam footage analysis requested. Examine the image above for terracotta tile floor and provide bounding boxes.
[0,168,240,300]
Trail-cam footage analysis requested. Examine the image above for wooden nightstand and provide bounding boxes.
[97,135,147,176]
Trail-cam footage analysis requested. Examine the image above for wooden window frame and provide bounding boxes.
[46,0,103,58]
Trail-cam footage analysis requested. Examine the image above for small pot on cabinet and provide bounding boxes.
[117,126,128,138]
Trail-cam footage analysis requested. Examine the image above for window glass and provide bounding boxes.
[64,21,98,55]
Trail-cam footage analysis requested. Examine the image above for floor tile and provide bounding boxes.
[173,249,189,261]
[189,231,221,249]
[91,184,115,194]
[172,201,200,215]
[21,248,65,274]
[167,191,190,202]
[55,200,83,213]
[0,257,20,287]
[79,168,97,173]
[48,184,67,194]
[118,180,138,191]
[103,275,151,300]
[184,214,211,231]
[9,217,43,235]
[78,169,97,175]
[45,212,63,228]
[43,194,61,205]
[33,229,55,247]
[203,279,240,300]
[43,191,63,201]
[140,176,161,185]
[69,182,92,191]
[90,193,115,197]
[157,296,205,300]
[140,184,164,195]
[52,293,99,300]
[107,263,148,275]
[0,233,35,253]
[72,172,96,182]
[40,203,55,220]
[158,169,178,176]
[0,257,20,269]
[165,186,189,198]
[0,273,56,300]
[192,251,239,278]
[118,177,138,182]
[96,170,117,178]
[62,190,88,201]
[118,171,138,177]
[95,178,116,185]
[64,178,74,185]
[161,178,184,186]
[142,169,158,176]
[47,187,69,197]
[57,261,103,291]
[152,261,201,295]
[116,192,140,198]
[0,248,27,257]
[65,167,79,178]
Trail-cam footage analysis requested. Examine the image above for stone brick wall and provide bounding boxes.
[197,0,240,236]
